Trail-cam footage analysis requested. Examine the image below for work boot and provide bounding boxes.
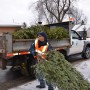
[36,85,45,88]
[36,78,45,88]
[48,88,54,90]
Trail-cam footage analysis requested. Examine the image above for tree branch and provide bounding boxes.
[45,0,58,20]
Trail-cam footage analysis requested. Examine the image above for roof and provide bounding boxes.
[45,21,74,30]
[0,23,22,27]
[72,25,90,31]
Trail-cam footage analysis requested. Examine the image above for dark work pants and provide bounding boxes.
[38,72,54,89]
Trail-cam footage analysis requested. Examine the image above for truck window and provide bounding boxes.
[78,31,83,37]
[71,30,80,39]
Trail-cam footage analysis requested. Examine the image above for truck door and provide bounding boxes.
[68,30,84,55]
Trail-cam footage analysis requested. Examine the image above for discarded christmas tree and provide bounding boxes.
[36,50,90,90]
[13,26,69,40]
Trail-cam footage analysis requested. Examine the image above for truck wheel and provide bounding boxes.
[82,47,90,59]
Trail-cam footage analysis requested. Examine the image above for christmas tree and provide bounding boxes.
[36,50,90,90]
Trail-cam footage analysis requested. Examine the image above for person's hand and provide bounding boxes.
[35,53,41,61]
[37,53,42,57]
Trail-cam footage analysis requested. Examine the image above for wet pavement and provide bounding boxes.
[0,66,22,83]
[71,55,90,82]
[0,55,90,90]
[0,66,32,90]
[9,80,58,90]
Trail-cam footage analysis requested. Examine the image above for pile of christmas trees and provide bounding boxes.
[13,26,69,40]
[36,50,90,90]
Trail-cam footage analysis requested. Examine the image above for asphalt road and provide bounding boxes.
[0,55,90,90]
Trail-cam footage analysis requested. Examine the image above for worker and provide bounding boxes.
[29,32,54,90]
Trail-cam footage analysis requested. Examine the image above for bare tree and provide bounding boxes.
[68,6,87,24]
[36,0,76,24]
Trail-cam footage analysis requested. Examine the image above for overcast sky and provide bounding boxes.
[0,0,89,26]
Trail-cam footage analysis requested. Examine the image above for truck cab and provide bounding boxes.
[67,25,90,59]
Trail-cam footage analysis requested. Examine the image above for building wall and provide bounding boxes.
[0,27,20,33]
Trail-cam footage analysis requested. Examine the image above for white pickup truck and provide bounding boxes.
[0,21,90,76]
[67,30,90,59]
[47,22,90,59]
[69,24,90,58]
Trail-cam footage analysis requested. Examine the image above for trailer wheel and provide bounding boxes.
[82,47,90,59]
[26,56,36,79]
[59,50,69,60]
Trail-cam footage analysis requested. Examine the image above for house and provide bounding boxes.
[0,24,22,33]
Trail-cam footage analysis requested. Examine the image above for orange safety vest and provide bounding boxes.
[34,38,49,60]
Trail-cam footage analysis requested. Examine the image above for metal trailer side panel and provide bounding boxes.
[12,39,70,52]
[49,39,70,48]
[0,35,5,53]
[0,33,8,69]
[0,36,4,53]
[4,33,13,53]
[0,33,13,54]
[0,37,3,48]
[13,39,34,52]
[0,33,71,54]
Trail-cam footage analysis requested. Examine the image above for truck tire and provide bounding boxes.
[82,47,90,59]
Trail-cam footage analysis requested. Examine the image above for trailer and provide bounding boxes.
[0,31,71,76]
